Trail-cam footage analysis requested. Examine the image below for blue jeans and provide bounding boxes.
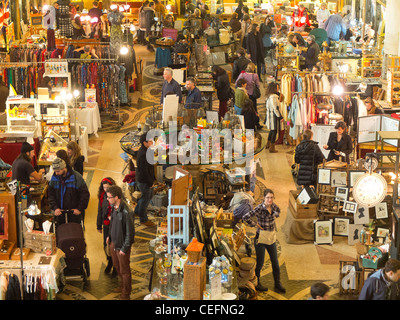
[234,105,242,115]
[134,182,153,223]
[254,234,281,284]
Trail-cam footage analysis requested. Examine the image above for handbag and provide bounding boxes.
[258,229,276,245]
[257,222,277,245]
[252,74,261,99]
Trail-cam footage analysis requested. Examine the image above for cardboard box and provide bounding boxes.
[289,190,318,219]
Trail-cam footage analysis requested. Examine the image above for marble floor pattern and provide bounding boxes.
[55,44,359,301]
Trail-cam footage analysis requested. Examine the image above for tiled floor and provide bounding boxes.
[56,44,359,301]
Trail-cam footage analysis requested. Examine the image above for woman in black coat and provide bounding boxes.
[241,98,258,131]
[96,177,117,274]
[295,129,325,187]
[246,23,265,80]
[212,65,231,120]
[323,121,353,163]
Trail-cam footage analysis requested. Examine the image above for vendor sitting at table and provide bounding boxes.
[365,97,384,115]
[12,142,45,185]
[184,77,203,109]
[74,45,99,60]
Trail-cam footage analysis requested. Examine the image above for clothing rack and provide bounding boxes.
[292,91,361,95]
[64,40,111,46]
[66,58,119,62]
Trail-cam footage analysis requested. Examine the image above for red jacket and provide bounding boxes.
[292,8,310,28]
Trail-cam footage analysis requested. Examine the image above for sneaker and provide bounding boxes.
[256,283,268,292]
[274,283,286,294]
[141,220,155,227]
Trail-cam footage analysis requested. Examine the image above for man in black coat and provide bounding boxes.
[304,35,320,70]
[295,130,325,188]
[232,47,251,81]
[134,133,156,226]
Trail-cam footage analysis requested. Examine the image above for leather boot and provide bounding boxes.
[266,141,271,149]
[256,278,268,292]
[274,282,286,293]
[269,142,278,153]
[105,257,113,274]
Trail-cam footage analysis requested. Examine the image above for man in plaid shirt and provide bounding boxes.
[242,188,286,294]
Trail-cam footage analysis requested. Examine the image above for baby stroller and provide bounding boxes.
[55,210,90,288]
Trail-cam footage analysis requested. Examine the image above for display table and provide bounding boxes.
[282,205,315,244]
[69,103,101,137]
[0,250,64,300]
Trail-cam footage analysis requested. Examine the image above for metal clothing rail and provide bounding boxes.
[292,91,361,95]
[65,58,119,62]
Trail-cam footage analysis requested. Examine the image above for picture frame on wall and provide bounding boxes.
[354,205,369,225]
[335,187,349,202]
[349,170,365,188]
[343,201,358,214]
[333,217,351,237]
[348,224,363,245]
[318,168,331,185]
[314,220,333,245]
[375,202,388,219]
[331,171,347,187]
[376,227,390,238]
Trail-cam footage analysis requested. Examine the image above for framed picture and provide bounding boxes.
[376,227,390,238]
[335,187,349,202]
[375,202,388,219]
[318,168,331,185]
[0,203,8,240]
[331,171,347,187]
[334,217,351,236]
[343,201,358,214]
[314,220,333,245]
[349,170,365,188]
[348,224,363,245]
[354,206,369,225]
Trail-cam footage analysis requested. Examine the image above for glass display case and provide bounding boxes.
[38,130,69,166]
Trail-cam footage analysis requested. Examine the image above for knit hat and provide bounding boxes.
[52,157,66,171]
[21,142,34,154]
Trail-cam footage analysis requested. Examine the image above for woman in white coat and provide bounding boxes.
[265,82,282,153]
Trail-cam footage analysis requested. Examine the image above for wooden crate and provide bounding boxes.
[289,190,318,219]
[184,257,206,300]
[24,231,56,254]
[0,240,15,260]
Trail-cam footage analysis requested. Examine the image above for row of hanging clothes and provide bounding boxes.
[0,271,21,300]
[1,64,46,98]
[2,46,49,97]
[282,72,368,140]
[281,72,344,106]
[0,269,58,300]
[69,61,128,110]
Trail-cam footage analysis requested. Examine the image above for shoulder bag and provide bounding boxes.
[258,222,277,245]
[252,74,261,99]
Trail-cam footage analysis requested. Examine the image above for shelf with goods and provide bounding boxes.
[361,54,382,79]
[387,56,400,108]
[4,98,39,142]
[43,59,71,93]
[36,99,70,140]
